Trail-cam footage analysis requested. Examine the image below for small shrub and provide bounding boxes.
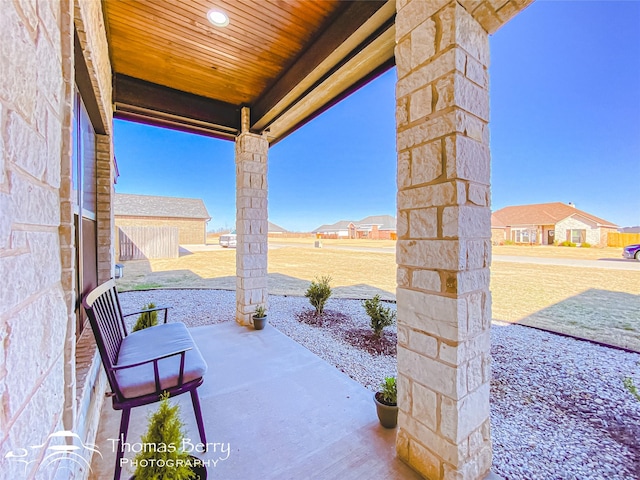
[254,305,267,318]
[305,275,332,315]
[504,240,515,245]
[379,376,397,405]
[581,242,591,248]
[133,393,196,480]
[559,240,576,247]
[132,303,158,332]
[363,295,396,337]
[624,377,640,402]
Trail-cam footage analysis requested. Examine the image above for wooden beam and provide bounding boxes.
[113,74,241,138]
[251,0,389,131]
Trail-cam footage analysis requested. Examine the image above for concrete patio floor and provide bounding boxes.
[89,322,424,479]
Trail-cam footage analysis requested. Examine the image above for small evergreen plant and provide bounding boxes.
[133,393,195,480]
[133,303,158,332]
[305,275,332,315]
[379,376,397,405]
[254,305,267,318]
[362,295,396,337]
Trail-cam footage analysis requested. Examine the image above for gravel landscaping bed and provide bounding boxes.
[120,289,640,479]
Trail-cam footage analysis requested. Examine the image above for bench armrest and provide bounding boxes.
[123,305,171,324]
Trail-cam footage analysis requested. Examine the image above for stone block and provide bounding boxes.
[397,266,410,288]
[397,288,469,342]
[411,268,441,292]
[456,268,489,295]
[397,182,455,210]
[394,38,412,80]
[403,412,468,464]
[397,109,457,150]
[471,2,503,34]
[411,141,442,186]
[396,49,465,98]
[412,380,438,431]
[464,53,488,88]
[397,372,411,412]
[6,110,47,181]
[11,173,60,226]
[466,354,484,392]
[409,208,438,238]
[395,0,449,40]
[397,239,464,270]
[410,18,436,68]
[467,183,489,206]
[407,328,438,358]
[445,134,490,184]
[442,206,491,239]
[398,344,467,399]
[454,2,491,62]
[397,210,409,238]
[397,150,411,189]
[439,382,490,443]
[408,434,442,480]
[408,85,432,123]
[439,340,465,366]
[462,239,491,269]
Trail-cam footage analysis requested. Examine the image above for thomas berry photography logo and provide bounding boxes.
[4,430,102,477]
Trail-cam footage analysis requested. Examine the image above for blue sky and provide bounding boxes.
[114,1,640,232]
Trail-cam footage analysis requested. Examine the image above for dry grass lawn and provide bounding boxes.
[116,240,640,352]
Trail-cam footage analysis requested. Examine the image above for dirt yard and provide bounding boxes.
[116,240,640,351]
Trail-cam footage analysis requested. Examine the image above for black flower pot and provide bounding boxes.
[374,392,398,428]
[253,315,267,330]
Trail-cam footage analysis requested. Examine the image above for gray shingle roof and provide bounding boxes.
[115,193,211,220]
[313,215,396,233]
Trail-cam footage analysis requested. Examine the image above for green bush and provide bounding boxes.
[305,275,332,315]
[133,393,196,480]
[624,377,640,401]
[559,240,576,247]
[132,303,158,332]
[380,376,397,405]
[581,242,591,248]
[504,240,515,245]
[363,295,396,337]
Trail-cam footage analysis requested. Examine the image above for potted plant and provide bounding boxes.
[374,376,398,428]
[131,393,207,479]
[252,305,267,330]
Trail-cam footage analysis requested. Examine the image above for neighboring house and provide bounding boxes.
[268,221,288,234]
[492,202,618,246]
[115,193,211,245]
[313,215,397,240]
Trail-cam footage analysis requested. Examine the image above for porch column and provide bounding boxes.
[235,107,269,325]
[395,1,492,479]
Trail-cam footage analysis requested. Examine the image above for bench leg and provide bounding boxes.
[114,408,130,480]
[191,389,207,450]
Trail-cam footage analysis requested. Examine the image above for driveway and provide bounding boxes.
[493,255,640,271]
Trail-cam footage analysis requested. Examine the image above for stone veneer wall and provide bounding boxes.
[235,131,269,325]
[1,0,113,478]
[0,0,74,477]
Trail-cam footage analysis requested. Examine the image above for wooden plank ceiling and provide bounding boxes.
[104,0,396,143]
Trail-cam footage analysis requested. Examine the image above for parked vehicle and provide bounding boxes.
[622,244,640,261]
[219,230,237,248]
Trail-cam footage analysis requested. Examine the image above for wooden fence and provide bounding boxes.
[118,226,179,261]
[608,232,640,248]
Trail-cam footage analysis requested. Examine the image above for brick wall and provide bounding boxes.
[116,216,207,245]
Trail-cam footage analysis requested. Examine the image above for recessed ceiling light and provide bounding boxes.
[207,9,229,27]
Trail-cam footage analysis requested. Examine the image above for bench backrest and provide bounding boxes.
[83,279,128,392]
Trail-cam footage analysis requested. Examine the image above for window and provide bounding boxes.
[567,229,586,244]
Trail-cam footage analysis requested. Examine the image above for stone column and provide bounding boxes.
[395,1,492,479]
[235,108,269,325]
